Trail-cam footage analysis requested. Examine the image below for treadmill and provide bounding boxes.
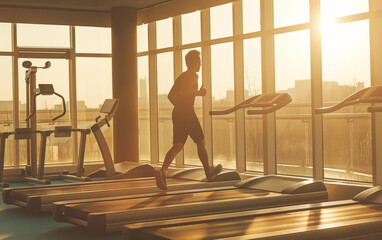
[122,86,382,240]
[123,186,382,240]
[52,93,327,233]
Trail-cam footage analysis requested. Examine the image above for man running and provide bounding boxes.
[154,50,222,190]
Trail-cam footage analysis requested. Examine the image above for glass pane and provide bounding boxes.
[211,42,235,169]
[0,23,12,51]
[137,24,148,52]
[156,18,173,49]
[182,11,201,45]
[76,57,112,163]
[274,0,310,28]
[157,52,174,162]
[321,0,368,21]
[17,24,70,48]
[243,38,263,172]
[18,59,71,165]
[242,0,261,34]
[75,26,111,54]
[275,30,312,176]
[138,56,150,161]
[181,48,203,166]
[322,20,371,182]
[210,3,233,39]
[0,57,14,166]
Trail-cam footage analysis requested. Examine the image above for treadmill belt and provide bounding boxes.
[66,189,273,220]
[140,203,382,240]
[13,178,190,201]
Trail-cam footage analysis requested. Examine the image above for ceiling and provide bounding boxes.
[0,0,174,11]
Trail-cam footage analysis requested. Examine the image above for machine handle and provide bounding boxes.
[25,91,66,122]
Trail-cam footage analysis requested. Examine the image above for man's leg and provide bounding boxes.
[162,142,184,171]
[196,140,222,180]
[155,142,184,190]
[196,140,211,175]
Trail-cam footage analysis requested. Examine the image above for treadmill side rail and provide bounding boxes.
[353,185,382,203]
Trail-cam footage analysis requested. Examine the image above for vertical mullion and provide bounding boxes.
[233,0,245,173]
[201,9,213,166]
[12,23,20,168]
[173,16,184,167]
[69,26,79,165]
[148,22,159,165]
[260,0,276,175]
[310,0,324,181]
[369,0,382,185]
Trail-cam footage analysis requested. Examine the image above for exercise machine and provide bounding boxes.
[0,61,91,186]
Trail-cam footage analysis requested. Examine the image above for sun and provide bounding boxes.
[320,9,357,55]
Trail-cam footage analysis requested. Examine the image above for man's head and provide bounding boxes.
[185,50,201,72]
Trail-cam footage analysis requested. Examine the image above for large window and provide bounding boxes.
[322,19,371,182]
[138,56,150,161]
[0,56,13,166]
[275,30,312,176]
[0,23,12,51]
[211,42,235,169]
[210,3,233,39]
[156,18,173,49]
[17,24,70,48]
[242,0,261,34]
[76,57,112,163]
[137,24,148,53]
[157,52,174,162]
[244,38,262,172]
[75,26,111,54]
[181,12,201,45]
[274,0,310,28]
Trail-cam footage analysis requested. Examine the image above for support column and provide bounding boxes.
[260,0,276,175]
[310,0,324,180]
[111,7,139,163]
[370,0,382,186]
[233,1,246,173]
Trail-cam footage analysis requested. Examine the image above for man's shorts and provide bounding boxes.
[172,109,204,144]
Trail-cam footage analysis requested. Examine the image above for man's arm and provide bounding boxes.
[168,84,177,105]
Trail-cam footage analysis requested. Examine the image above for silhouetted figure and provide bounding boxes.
[154,50,222,190]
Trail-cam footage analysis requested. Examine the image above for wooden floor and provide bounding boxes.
[0,177,370,239]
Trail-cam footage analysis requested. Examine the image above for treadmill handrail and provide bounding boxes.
[209,93,292,115]
[315,86,382,114]
[367,106,382,112]
[247,94,292,115]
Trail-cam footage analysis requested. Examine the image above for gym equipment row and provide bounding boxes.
[121,85,382,239]
[2,92,290,214]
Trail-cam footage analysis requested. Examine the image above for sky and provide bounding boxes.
[0,0,372,106]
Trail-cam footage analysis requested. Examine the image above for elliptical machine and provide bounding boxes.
[0,61,91,187]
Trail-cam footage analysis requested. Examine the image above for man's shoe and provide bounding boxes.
[206,164,223,181]
[154,169,167,190]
